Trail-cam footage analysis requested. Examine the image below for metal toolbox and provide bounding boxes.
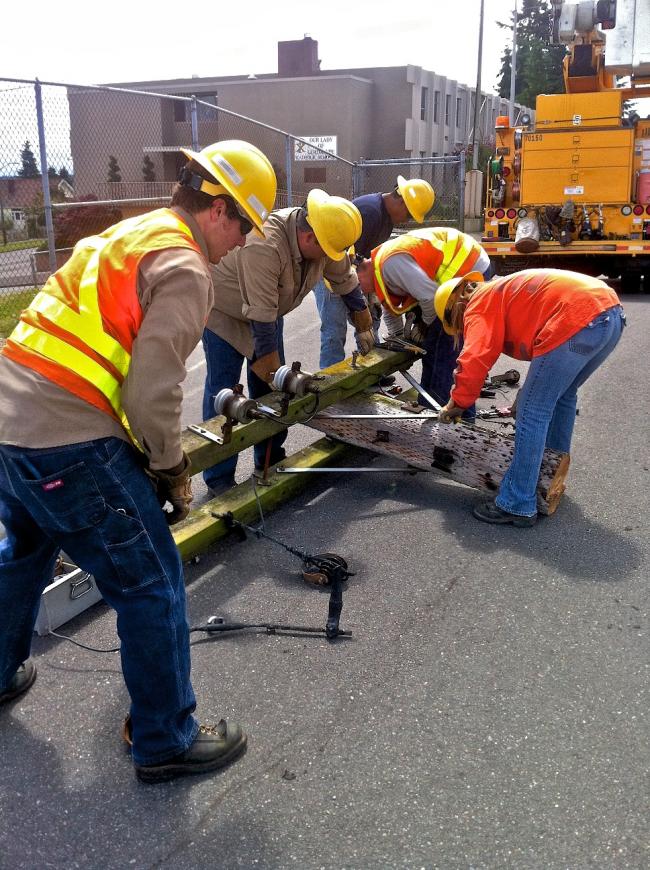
[34,563,103,636]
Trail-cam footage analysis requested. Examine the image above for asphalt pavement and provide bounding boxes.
[1,291,648,870]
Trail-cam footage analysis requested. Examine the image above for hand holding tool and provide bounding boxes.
[403,311,429,346]
[351,307,375,355]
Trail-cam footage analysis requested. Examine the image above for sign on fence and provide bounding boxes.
[294,136,338,161]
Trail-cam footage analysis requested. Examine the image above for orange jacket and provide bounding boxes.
[371,228,483,315]
[451,269,620,408]
[3,208,201,431]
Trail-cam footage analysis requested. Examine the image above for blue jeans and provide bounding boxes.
[313,280,381,369]
[421,318,474,418]
[202,324,287,490]
[0,437,198,766]
[496,305,625,517]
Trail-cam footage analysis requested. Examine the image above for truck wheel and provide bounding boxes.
[620,271,642,294]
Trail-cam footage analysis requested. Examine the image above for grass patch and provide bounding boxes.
[0,239,40,254]
[0,288,37,337]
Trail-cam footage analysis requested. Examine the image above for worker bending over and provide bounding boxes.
[356,227,492,410]
[0,140,277,783]
[202,189,374,494]
[314,176,435,368]
[436,268,625,526]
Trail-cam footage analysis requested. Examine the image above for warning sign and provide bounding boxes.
[294,136,338,161]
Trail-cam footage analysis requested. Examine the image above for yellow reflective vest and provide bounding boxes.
[372,228,483,315]
[2,208,202,437]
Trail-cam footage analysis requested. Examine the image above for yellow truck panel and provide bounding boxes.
[536,91,622,128]
[520,129,633,203]
[521,165,632,203]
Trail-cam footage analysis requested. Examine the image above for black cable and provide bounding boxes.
[47,629,120,653]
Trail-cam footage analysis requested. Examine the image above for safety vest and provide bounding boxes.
[2,208,202,438]
[371,228,482,315]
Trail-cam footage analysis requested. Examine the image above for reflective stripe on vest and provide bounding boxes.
[3,209,201,438]
[372,229,481,316]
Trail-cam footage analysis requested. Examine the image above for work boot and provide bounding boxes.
[378,375,396,388]
[472,499,537,528]
[0,659,37,705]
[133,720,247,784]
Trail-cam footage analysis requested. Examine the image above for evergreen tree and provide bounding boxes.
[497,0,566,108]
[48,165,58,178]
[108,155,122,183]
[142,154,156,182]
[18,141,40,178]
[59,166,72,184]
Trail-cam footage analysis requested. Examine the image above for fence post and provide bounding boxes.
[190,96,200,151]
[34,79,56,274]
[285,135,293,206]
[352,163,361,199]
[458,152,466,232]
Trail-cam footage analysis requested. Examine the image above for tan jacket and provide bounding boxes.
[0,207,213,470]
[206,208,359,358]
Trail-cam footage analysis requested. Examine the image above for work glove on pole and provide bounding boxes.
[147,453,193,524]
[351,306,375,355]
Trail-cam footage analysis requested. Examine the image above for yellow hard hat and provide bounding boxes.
[305,189,362,261]
[435,271,484,335]
[396,175,435,223]
[180,140,277,236]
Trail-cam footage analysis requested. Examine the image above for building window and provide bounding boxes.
[445,94,451,126]
[173,99,188,123]
[304,167,326,184]
[173,94,218,122]
[456,97,462,128]
[420,87,428,121]
[11,209,23,221]
[433,91,440,123]
[198,95,218,122]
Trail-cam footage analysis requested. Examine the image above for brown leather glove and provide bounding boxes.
[149,453,193,525]
[438,401,466,424]
[351,307,376,355]
[404,311,430,346]
[250,350,281,384]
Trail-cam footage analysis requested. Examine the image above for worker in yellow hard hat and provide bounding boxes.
[0,139,277,783]
[314,176,436,369]
[434,268,625,527]
[202,188,373,493]
[356,228,492,413]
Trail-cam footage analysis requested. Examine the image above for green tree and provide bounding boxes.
[107,155,122,183]
[142,154,156,182]
[18,141,40,178]
[497,0,566,108]
[48,165,58,178]
[59,166,72,184]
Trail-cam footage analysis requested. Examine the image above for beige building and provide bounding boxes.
[67,38,533,201]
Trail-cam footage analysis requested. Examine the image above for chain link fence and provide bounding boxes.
[0,77,463,335]
[353,156,464,230]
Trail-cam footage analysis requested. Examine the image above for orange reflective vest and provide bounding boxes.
[371,228,483,315]
[2,208,202,437]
